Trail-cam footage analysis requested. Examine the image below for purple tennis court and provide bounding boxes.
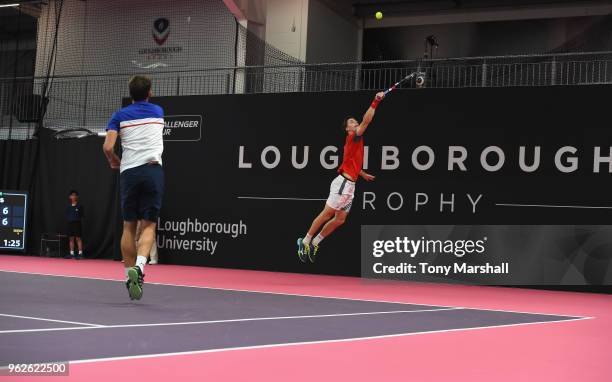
[0,257,609,382]
[0,269,586,366]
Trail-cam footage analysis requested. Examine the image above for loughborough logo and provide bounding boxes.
[163,115,202,142]
[153,18,170,46]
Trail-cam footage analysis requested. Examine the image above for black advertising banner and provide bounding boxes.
[153,86,612,284]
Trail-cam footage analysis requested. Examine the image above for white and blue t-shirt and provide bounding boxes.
[107,101,164,173]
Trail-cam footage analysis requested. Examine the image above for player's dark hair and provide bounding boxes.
[69,190,79,196]
[129,75,152,102]
[342,116,356,130]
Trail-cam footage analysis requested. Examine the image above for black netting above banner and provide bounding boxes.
[1,0,612,140]
[1,0,304,139]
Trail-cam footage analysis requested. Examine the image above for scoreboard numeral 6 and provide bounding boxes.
[2,207,8,215]
[1,218,7,226]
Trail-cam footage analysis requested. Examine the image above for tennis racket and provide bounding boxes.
[53,128,107,140]
[383,71,426,96]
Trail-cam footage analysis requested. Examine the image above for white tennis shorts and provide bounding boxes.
[326,175,356,212]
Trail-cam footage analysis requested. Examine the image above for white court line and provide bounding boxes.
[0,313,102,327]
[496,203,612,209]
[0,269,591,320]
[4,316,588,367]
[237,196,327,201]
[0,308,460,335]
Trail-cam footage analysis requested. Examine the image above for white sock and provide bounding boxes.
[303,233,313,245]
[312,233,325,246]
[136,256,147,273]
[124,268,129,279]
[70,251,74,255]
[78,251,82,255]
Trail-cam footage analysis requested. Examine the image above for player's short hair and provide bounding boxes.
[129,75,152,102]
[342,116,356,130]
[69,190,79,196]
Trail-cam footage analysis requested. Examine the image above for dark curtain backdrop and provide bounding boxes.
[1,128,120,258]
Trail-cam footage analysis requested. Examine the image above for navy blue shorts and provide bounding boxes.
[120,163,164,222]
[67,221,82,237]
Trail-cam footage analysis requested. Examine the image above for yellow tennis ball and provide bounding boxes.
[375,11,383,20]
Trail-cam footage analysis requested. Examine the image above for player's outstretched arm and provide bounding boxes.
[356,92,385,136]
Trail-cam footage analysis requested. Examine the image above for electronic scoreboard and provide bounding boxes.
[0,191,27,251]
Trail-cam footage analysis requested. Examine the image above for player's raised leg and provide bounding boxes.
[307,209,348,262]
[319,209,349,237]
[121,221,142,300]
[121,222,138,267]
[117,168,143,299]
[130,219,156,294]
[297,205,335,262]
[129,162,164,299]
[136,221,156,261]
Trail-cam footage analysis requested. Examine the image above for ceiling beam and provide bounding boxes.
[222,0,247,21]
[364,1,612,27]
[222,0,266,24]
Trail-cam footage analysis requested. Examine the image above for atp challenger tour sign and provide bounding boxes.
[153,86,612,285]
[162,115,202,141]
